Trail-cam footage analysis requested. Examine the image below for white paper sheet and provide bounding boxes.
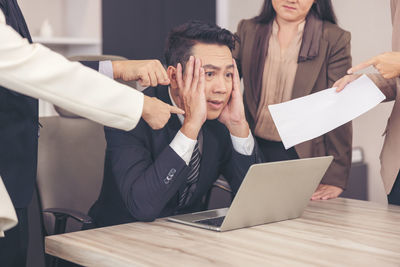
[268,75,386,149]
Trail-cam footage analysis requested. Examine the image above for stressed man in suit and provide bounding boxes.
[89,21,261,227]
[0,1,183,266]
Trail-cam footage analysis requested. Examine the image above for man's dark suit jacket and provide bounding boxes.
[0,0,99,209]
[89,85,260,227]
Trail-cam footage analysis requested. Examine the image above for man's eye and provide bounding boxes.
[205,72,215,77]
[226,72,233,78]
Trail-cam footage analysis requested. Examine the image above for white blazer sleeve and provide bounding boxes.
[0,175,18,237]
[0,10,143,131]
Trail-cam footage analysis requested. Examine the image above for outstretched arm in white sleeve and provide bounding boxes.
[0,10,183,131]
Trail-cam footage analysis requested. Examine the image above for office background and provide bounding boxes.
[19,0,393,204]
[14,0,394,266]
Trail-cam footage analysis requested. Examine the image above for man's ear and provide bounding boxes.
[167,65,183,109]
[167,66,178,89]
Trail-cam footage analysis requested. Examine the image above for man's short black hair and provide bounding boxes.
[164,20,238,68]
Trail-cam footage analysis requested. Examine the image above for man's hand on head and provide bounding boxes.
[218,59,249,138]
[176,56,207,140]
[112,59,170,87]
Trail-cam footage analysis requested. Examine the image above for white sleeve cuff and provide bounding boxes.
[230,131,255,156]
[99,60,114,79]
[170,130,197,165]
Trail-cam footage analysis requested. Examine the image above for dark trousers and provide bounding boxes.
[256,137,299,162]
[0,208,29,267]
[388,171,400,205]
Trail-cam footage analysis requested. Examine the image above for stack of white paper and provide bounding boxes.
[268,75,386,149]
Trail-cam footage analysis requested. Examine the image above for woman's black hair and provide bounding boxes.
[254,0,337,24]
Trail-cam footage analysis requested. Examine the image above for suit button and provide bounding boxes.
[164,175,173,184]
[168,168,176,176]
[164,169,176,184]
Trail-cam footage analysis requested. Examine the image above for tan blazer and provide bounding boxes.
[376,0,400,194]
[234,18,353,189]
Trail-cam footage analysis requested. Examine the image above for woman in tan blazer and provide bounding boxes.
[335,0,400,205]
[233,0,352,200]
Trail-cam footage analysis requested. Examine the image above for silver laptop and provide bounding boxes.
[168,156,333,232]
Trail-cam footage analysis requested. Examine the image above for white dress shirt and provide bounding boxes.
[99,61,114,79]
[168,88,255,165]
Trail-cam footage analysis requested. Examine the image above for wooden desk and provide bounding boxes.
[45,198,400,266]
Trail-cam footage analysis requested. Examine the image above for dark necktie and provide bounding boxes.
[178,141,201,207]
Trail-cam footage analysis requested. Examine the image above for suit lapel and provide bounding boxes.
[291,39,328,99]
[155,85,182,139]
[249,23,272,107]
[5,0,32,42]
[164,114,181,141]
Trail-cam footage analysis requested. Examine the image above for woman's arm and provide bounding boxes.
[0,10,182,131]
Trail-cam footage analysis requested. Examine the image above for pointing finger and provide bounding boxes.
[169,105,185,115]
[347,58,377,74]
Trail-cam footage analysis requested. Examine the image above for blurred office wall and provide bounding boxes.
[19,0,102,117]
[102,0,216,62]
[18,0,101,46]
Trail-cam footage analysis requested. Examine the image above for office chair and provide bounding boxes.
[36,55,133,267]
[36,55,131,237]
[37,115,106,267]
[204,177,234,210]
[37,116,105,235]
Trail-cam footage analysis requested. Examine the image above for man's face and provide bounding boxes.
[171,43,234,120]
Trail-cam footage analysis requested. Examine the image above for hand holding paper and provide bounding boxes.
[269,75,385,149]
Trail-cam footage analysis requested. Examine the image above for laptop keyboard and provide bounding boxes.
[195,216,225,227]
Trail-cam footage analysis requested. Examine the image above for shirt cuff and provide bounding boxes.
[99,60,114,79]
[170,130,197,165]
[231,131,255,156]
